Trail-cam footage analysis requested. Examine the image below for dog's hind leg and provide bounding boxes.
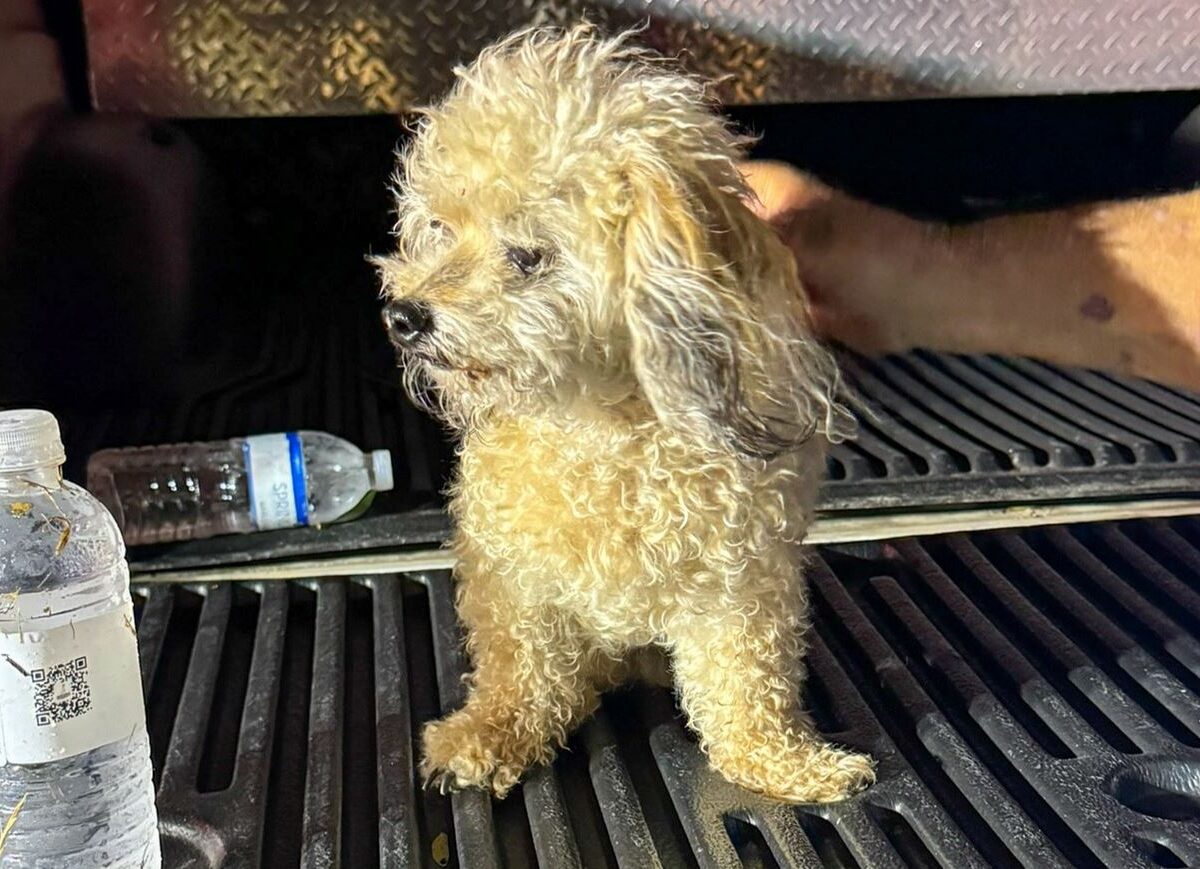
[667,590,875,803]
[420,604,608,798]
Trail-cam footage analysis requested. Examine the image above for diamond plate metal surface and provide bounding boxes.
[83,0,1200,116]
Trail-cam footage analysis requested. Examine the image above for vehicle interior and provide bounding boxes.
[1,2,1199,867]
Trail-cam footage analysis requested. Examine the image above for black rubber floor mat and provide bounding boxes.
[109,311,1200,572]
[62,294,1200,573]
[135,517,1200,868]
[826,351,1200,511]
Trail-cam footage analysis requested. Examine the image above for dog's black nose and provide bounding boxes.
[384,300,434,344]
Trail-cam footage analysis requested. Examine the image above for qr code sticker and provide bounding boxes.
[31,657,91,726]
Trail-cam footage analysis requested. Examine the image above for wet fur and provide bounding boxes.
[374,25,874,803]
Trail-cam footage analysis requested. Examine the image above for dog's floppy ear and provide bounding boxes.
[620,159,852,459]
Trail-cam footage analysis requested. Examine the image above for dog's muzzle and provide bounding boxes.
[383,299,434,347]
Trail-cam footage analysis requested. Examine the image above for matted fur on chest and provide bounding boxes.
[450,419,817,603]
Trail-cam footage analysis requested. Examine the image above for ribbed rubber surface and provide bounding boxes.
[825,351,1200,510]
[58,295,1200,572]
[135,517,1200,868]
[71,303,1200,519]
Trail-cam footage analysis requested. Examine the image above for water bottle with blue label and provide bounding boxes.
[86,431,394,546]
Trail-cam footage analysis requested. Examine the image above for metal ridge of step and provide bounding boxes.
[135,516,1200,868]
[128,496,1200,584]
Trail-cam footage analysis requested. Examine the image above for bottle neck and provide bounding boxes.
[0,463,64,493]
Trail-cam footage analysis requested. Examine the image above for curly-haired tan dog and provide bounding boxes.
[374,25,875,803]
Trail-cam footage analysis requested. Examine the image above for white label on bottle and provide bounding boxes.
[0,603,144,764]
[244,433,309,531]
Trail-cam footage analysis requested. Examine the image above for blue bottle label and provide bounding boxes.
[244,433,309,531]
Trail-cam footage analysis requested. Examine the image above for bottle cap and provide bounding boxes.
[370,450,395,492]
[0,409,66,472]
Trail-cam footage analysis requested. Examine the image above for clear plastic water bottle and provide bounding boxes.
[0,409,161,867]
[85,432,394,547]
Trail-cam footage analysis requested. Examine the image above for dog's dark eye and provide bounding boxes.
[429,218,444,231]
[506,247,543,276]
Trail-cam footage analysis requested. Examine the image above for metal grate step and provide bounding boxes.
[135,517,1200,868]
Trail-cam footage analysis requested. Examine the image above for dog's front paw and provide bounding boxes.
[715,743,876,804]
[420,711,540,798]
[788,746,876,803]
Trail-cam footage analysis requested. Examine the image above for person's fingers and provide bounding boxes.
[739,160,794,221]
[739,160,829,225]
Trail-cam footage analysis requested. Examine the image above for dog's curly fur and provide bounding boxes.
[374,24,874,803]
